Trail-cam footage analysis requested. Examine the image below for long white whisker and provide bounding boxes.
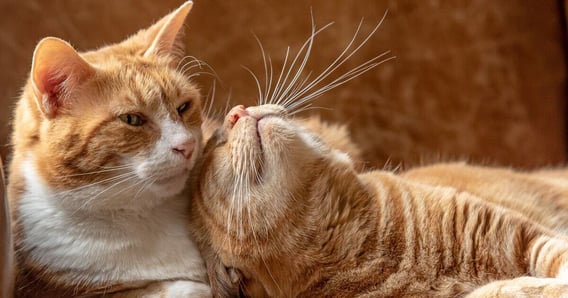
[203,80,217,119]
[55,167,130,178]
[134,177,156,199]
[281,12,389,110]
[187,71,220,80]
[267,46,289,105]
[177,55,200,71]
[180,56,221,82]
[273,13,328,106]
[223,89,233,116]
[69,173,138,216]
[180,62,204,74]
[50,172,137,199]
[287,54,395,112]
[288,104,335,116]
[84,175,138,203]
[272,22,335,106]
[252,33,270,105]
[286,71,313,103]
[242,66,264,105]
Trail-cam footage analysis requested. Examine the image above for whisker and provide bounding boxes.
[180,62,204,74]
[252,33,271,105]
[49,172,138,199]
[176,55,198,71]
[187,71,220,81]
[179,58,207,75]
[268,46,290,105]
[95,164,135,170]
[134,177,155,199]
[242,65,264,105]
[286,71,313,102]
[287,54,395,113]
[203,79,217,119]
[223,89,233,116]
[69,173,138,215]
[271,22,335,106]
[273,14,332,106]
[288,105,333,116]
[265,56,274,106]
[280,11,391,111]
[55,167,131,178]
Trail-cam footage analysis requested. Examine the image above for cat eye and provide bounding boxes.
[119,114,144,126]
[177,102,191,115]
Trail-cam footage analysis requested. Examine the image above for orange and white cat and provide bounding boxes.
[8,1,212,296]
[191,104,568,297]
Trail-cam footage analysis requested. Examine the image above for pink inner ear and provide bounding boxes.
[36,68,68,116]
[31,37,95,118]
[40,71,66,98]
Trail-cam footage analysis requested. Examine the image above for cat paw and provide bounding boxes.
[466,277,568,298]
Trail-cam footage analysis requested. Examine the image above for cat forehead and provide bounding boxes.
[102,63,200,103]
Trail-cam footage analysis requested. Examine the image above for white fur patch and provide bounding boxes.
[160,280,212,298]
[19,156,208,286]
[134,118,201,198]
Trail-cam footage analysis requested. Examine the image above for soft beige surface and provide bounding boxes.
[0,0,565,168]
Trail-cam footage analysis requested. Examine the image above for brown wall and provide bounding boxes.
[0,0,566,169]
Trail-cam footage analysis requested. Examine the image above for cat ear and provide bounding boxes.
[31,37,95,118]
[143,1,193,60]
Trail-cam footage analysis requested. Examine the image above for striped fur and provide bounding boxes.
[8,2,213,297]
[191,104,568,297]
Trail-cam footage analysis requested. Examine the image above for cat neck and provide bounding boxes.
[243,159,379,297]
[13,153,206,293]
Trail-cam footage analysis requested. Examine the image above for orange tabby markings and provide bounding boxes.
[191,104,568,297]
[9,1,212,297]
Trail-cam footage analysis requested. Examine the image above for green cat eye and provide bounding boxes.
[119,114,144,126]
[177,102,191,115]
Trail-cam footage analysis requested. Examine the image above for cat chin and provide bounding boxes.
[148,171,190,198]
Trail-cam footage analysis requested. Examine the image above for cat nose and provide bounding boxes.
[172,137,196,159]
[225,105,249,128]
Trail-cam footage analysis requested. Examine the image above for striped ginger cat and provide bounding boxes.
[191,104,568,297]
[8,1,214,296]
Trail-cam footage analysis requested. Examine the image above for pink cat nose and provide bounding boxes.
[172,138,196,159]
[226,105,249,128]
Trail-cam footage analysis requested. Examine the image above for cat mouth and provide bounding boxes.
[228,116,267,180]
[225,105,289,181]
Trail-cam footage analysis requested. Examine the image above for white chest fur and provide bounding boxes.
[17,158,207,285]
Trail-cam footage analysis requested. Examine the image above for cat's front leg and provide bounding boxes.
[111,280,211,298]
[466,277,568,298]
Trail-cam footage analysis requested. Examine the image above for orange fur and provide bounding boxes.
[192,104,568,297]
[8,2,213,297]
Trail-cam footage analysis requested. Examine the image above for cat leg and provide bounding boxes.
[465,277,568,298]
[110,280,211,298]
[527,235,568,279]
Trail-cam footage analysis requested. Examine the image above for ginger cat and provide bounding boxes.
[191,104,568,297]
[8,1,213,296]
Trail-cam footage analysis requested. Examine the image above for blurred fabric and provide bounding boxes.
[0,0,565,170]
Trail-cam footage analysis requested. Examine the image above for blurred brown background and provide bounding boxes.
[0,0,566,169]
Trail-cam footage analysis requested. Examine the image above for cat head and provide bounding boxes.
[192,105,368,297]
[195,104,358,296]
[197,104,355,252]
[12,1,202,209]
